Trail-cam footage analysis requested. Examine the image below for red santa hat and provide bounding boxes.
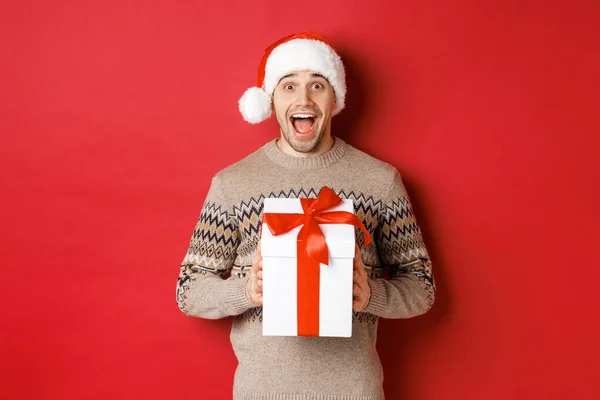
[238,31,346,124]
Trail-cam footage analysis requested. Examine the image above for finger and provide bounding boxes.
[352,261,367,281]
[256,260,263,271]
[354,244,363,263]
[356,280,368,294]
[360,265,368,278]
[354,272,367,289]
[257,279,262,289]
[353,252,361,270]
[257,270,262,280]
[250,283,260,296]
[353,283,360,297]
[361,275,371,289]
[359,269,371,286]
[353,268,365,283]
[253,240,262,263]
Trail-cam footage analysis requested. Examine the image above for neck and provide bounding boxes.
[276,134,334,158]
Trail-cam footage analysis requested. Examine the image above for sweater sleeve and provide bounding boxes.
[363,171,436,319]
[175,174,254,319]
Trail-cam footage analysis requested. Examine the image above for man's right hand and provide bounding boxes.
[246,240,263,307]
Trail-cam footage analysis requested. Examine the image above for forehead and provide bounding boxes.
[278,71,329,83]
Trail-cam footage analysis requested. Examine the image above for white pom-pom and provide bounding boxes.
[238,87,272,124]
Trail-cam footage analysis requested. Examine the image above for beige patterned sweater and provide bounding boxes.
[176,137,436,400]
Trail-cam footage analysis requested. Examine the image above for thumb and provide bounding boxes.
[354,244,364,268]
[354,244,362,261]
[253,240,262,264]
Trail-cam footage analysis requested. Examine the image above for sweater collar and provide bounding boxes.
[262,136,347,169]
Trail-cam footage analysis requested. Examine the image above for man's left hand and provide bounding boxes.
[352,244,371,312]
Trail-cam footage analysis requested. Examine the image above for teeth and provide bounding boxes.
[292,114,314,119]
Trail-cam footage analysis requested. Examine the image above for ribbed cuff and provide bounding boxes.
[227,276,255,315]
[363,278,387,317]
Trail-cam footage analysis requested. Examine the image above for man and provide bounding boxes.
[176,31,436,399]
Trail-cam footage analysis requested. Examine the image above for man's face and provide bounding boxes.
[272,70,337,155]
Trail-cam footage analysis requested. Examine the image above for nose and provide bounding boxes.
[295,86,314,107]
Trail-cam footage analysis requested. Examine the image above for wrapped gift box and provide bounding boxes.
[261,197,356,337]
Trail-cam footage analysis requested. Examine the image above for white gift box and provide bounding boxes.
[261,197,356,337]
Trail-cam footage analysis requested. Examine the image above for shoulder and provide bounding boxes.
[211,141,270,186]
[340,140,409,204]
[343,141,399,180]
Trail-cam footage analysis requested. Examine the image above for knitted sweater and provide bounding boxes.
[176,137,436,400]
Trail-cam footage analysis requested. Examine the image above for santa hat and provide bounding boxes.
[238,31,346,124]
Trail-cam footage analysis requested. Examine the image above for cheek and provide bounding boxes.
[275,94,295,110]
[316,91,336,113]
[272,101,290,122]
[319,98,336,115]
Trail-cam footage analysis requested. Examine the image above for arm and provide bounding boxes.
[176,175,254,319]
[363,171,436,319]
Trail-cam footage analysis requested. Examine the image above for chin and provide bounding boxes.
[286,128,326,154]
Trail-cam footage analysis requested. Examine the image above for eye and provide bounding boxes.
[284,84,294,90]
[312,83,323,89]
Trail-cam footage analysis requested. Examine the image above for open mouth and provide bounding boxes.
[289,113,318,137]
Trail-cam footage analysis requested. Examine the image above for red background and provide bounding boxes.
[2,1,599,399]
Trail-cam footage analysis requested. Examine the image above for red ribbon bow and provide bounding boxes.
[263,186,372,336]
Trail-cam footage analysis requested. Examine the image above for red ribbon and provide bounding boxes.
[263,186,372,336]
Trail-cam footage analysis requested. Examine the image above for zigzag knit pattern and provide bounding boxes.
[177,188,435,321]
